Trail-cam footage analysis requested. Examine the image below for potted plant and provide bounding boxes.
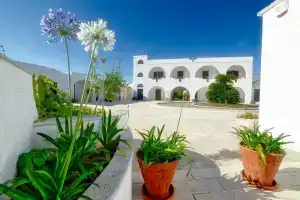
[136,91,189,200]
[233,122,291,190]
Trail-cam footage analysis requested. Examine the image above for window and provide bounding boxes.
[202,71,209,79]
[137,83,143,88]
[137,60,144,64]
[154,71,163,79]
[137,72,143,77]
[227,70,239,78]
[177,71,184,79]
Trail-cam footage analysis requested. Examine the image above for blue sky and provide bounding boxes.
[0,0,271,82]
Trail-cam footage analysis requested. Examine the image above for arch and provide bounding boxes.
[235,87,245,103]
[170,66,190,79]
[170,86,190,101]
[226,65,246,79]
[137,72,143,77]
[74,80,92,102]
[137,83,143,88]
[148,86,165,101]
[137,60,144,64]
[195,65,219,80]
[148,67,166,79]
[195,87,208,102]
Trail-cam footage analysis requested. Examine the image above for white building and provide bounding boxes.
[132,55,253,103]
[258,0,300,151]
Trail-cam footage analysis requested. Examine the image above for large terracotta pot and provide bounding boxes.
[137,150,178,199]
[240,144,284,190]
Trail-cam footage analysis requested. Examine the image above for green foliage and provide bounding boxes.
[72,106,102,116]
[237,112,258,119]
[96,109,131,157]
[137,125,189,165]
[0,119,109,200]
[172,89,189,101]
[233,122,292,167]
[206,74,240,104]
[104,65,126,101]
[32,74,102,120]
[33,74,71,120]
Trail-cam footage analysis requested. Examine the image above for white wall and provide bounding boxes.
[133,55,253,103]
[0,56,38,183]
[15,61,86,99]
[259,0,300,151]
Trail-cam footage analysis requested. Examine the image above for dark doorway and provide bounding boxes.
[155,89,161,100]
[254,89,260,102]
[137,89,143,100]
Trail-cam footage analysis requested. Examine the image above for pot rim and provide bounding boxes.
[136,149,180,166]
[239,142,285,156]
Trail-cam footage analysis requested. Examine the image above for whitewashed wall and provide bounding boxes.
[0,55,38,183]
[259,0,300,151]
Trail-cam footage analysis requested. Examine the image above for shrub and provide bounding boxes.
[232,123,292,167]
[205,74,240,104]
[237,112,258,119]
[33,74,102,120]
[33,74,71,119]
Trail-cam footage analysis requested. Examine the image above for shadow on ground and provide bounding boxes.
[132,140,300,200]
[206,149,241,161]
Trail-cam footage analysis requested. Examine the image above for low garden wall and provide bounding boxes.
[32,115,101,148]
[83,129,133,200]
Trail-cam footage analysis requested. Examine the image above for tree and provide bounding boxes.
[91,60,126,113]
[205,74,240,104]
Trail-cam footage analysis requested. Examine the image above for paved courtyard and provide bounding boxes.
[105,101,300,200]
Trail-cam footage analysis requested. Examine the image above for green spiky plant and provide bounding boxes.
[233,122,292,167]
[137,90,189,165]
[96,109,131,158]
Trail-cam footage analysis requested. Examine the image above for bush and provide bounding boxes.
[33,74,102,120]
[237,112,258,119]
[206,74,240,104]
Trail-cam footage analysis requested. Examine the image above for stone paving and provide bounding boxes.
[102,101,300,200]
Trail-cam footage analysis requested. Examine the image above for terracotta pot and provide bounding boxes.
[240,144,284,190]
[136,150,178,199]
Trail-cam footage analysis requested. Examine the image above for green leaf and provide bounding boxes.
[36,132,59,148]
[56,117,64,133]
[0,184,37,200]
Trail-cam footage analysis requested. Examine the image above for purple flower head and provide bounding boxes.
[40,8,79,44]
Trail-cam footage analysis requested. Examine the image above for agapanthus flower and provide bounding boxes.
[77,19,116,52]
[40,8,79,43]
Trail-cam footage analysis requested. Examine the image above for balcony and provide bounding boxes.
[195,65,219,82]
[170,66,190,82]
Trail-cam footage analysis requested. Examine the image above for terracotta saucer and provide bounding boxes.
[241,170,279,190]
[142,183,175,200]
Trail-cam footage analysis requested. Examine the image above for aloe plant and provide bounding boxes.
[96,109,131,157]
[233,122,292,167]
[137,125,188,165]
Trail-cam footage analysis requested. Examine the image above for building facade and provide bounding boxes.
[258,0,300,151]
[132,55,253,103]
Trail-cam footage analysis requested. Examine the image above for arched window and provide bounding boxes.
[137,60,144,64]
[137,83,143,88]
[137,72,143,77]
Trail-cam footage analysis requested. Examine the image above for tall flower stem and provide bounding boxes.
[176,92,185,132]
[101,59,106,111]
[75,41,98,132]
[64,36,73,135]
